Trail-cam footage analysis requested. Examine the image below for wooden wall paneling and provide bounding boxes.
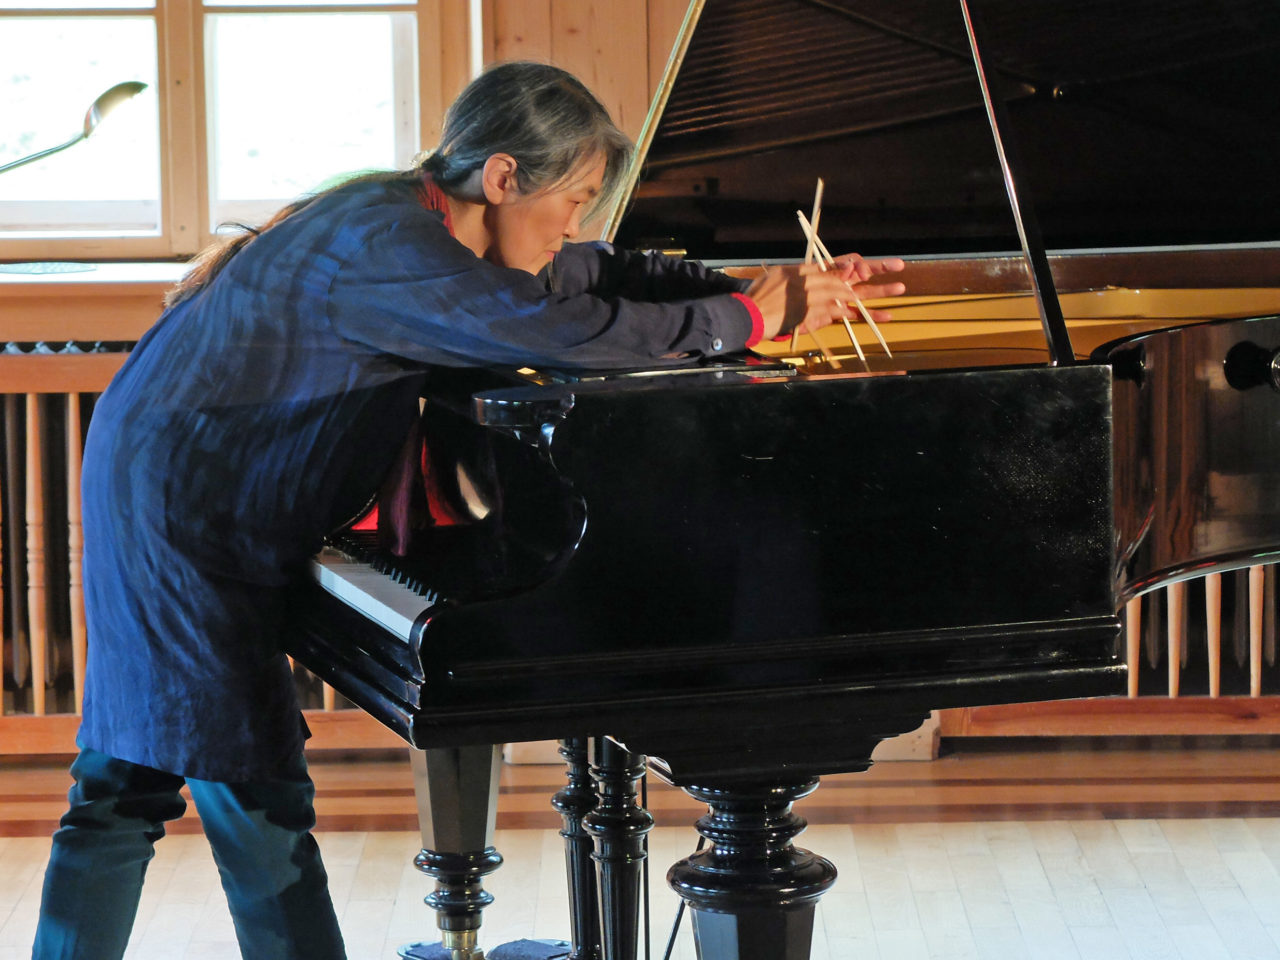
[418,0,473,151]
[487,0,553,63]
[485,0,690,120]
[549,0,651,140]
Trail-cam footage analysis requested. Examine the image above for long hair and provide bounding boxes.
[421,60,633,218]
[166,61,633,308]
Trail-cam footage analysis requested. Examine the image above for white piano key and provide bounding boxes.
[309,547,437,642]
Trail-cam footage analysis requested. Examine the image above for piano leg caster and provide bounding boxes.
[397,930,478,960]
[399,936,572,960]
[668,779,836,960]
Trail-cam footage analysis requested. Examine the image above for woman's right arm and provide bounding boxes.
[325,211,758,370]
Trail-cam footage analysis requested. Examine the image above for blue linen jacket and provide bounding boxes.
[77,177,756,781]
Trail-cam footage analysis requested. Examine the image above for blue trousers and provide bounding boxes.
[31,746,346,960]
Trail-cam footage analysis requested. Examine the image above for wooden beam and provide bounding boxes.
[938,697,1280,737]
[0,709,406,756]
[0,355,127,394]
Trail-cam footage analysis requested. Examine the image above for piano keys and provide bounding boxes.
[310,541,438,643]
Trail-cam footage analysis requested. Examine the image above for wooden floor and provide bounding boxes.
[3,736,1280,958]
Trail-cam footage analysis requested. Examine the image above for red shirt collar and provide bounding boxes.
[415,172,455,236]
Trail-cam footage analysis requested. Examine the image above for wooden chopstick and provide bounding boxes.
[792,178,825,352]
[796,210,893,359]
[805,177,825,264]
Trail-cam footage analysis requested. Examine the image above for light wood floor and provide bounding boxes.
[3,737,1280,959]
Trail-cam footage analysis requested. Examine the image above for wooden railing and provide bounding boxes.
[0,264,399,754]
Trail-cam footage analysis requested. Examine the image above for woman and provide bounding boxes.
[32,61,905,959]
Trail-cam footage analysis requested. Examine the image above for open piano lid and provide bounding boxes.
[604,0,1280,263]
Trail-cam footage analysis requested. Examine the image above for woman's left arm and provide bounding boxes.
[549,241,748,302]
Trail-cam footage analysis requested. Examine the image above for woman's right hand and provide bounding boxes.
[746,256,906,340]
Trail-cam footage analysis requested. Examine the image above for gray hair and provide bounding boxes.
[420,61,633,221]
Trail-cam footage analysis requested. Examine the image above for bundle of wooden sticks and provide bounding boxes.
[788,178,892,371]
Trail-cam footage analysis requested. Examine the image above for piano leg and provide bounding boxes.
[551,737,601,960]
[398,745,504,960]
[583,738,654,960]
[400,745,574,960]
[668,779,837,960]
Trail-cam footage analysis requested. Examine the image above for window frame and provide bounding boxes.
[0,0,471,263]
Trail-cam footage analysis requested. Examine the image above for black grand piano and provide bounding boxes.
[286,2,1280,958]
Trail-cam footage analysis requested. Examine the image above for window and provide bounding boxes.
[0,0,471,261]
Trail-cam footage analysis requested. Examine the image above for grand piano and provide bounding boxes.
[286,1,1280,958]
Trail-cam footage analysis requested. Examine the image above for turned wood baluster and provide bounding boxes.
[25,393,47,715]
[67,393,87,712]
[0,397,5,699]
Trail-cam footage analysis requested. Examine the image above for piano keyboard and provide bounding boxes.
[309,544,439,642]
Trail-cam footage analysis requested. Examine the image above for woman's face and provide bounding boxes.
[488,155,606,275]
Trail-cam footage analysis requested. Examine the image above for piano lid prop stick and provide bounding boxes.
[800,213,893,358]
[795,211,865,365]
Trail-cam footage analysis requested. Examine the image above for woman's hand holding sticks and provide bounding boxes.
[762,177,905,368]
[746,254,906,349]
[796,210,899,360]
